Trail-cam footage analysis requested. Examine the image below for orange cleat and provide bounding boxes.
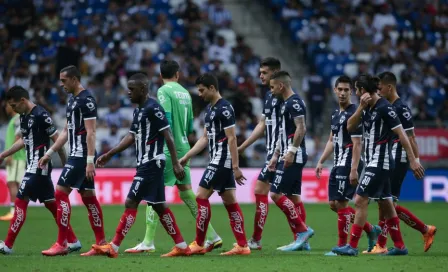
[362,244,388,254]
[423,225,437,252]
[42,243,69,256]
[188,241,206,255]
[161,246,191,257]
[0,212,14,221]
[81,247,102,256]
[220,244,251,256]
[92,243,118,258]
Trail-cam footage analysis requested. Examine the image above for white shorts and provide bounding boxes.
[6,160,26,183]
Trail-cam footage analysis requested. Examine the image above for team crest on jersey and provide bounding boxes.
[281,105,285,114]
[71,101,77,109]
[28,118,34,128]
[272,98,278,107]
[210,111,215,120]
[138,111,143,121]
[371,112,377,120]
[339,115,346,124]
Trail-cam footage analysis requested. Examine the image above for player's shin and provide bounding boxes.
[112,208,138,248]
[82,195,106,245]
[195,198,211,246]
[4,198,28,248]
[395,205,427,234]
[253,194,269,241]
[159,207,187,248]
[296,202,306,223]
[386,216,405,249]
[142,205,159,245]
[45,201,78,243]
[275,195,307,233]
[55,190,71,246]
[337,207,352,247]
[225,203,247,247]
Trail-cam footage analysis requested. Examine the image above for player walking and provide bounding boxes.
[181,73,250,256]
[40,66,106,256]
[314,76,381,255]
[364,72,436,254]
[0,86,79,254]
[266,71,314,251]
[93,73,191,258]
[126,60,222,254]
[333,74,425,256]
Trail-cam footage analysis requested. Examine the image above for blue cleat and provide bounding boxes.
[324,251,338,256]
[367,225,382,252]
[279,227,314,252]
[332,244,359,256]
[384,247,408,256]
[297,241,311,251]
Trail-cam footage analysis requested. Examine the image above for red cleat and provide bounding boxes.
[42,243,69,256]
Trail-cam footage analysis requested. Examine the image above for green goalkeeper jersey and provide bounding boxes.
[157,81,194,154]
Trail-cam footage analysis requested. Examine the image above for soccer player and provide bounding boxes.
[266,71,314,251]
[0,103,26,221]
[39,66,106,256]
[0,86,79,254]
[238,58,301,250]
[333,74,425,256]
[314,76,381,255]
[363,72,436,253]
[126,60,222,254]
[180,73,250,256]
[93,73,191,258]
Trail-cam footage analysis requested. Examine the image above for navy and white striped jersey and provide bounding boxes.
[391,98,414,164]
[278,94,308,164]
[362,98,402,170]
[204,99,235,169]
[130,98,170,167]
[262,92,282,161]
[20,106,57,176]
[66,90,97,158]
[331,104,362,168]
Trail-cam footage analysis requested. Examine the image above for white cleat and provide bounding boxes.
[124,242,155,253]
[247,238,262,250]
[0,241,12,255]
[68,240,82,253]
[204,236,223,252]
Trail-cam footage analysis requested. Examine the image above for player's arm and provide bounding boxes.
[284,116,306,168]
[38,122,68,168]
[267,138,281,172]
[161,127,185,180]
[84,118,97,180]
[50,132,67,166]
[315,132,333,179]
[238,115,265,153]
[406,128,419,161]
[225,125,246,185]
[0,138,25,164]
[348,93,371,132]
[180,127,208,165]
[400,107,420,162]
[349,136,362,185]
[96,132,135,167]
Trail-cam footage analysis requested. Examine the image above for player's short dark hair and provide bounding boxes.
[334,75,352,88]
[378,71,397,86]
[160,60,180,79]
[60,65,81,81]
[260,57,281,71]
[355,74,379,94]
[129,72,149,82]
[6,86,30,101]
[270,70,291,81]
[195,73,219,91]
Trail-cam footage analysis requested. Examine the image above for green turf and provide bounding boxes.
[0,203,446,272]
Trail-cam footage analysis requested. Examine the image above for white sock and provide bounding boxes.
[175,242,187,249]
[111,242,119,252]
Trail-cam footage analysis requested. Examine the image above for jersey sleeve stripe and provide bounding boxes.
[403,127,414,131]
[391,124,403,130]
[224,124,236,130]
[129,131,136,134]
[158,125,170,132]
[83,117,97,120]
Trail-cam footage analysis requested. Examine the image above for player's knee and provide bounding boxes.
[124,198,139,209]
[270,192,281,202]
[354,197,368,210]
[56,185,71,195]
[254,181,270,195]
[80,190,96,198]
[177,184,192,192]
[329,201,337,212]
[151,203,167,215]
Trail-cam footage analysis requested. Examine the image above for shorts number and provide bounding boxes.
[361,176,371,186]
[134,181,141,191]
[274,175,282,185]
[338,180,345,191]
[205,170,215,182]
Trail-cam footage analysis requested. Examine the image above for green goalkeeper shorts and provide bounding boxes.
[164,153,192,186]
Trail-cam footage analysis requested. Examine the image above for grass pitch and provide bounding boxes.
[0,203,446,272]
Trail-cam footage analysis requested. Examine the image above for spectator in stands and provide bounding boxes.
[372,4,396,32]
[329,25,352,54]
[207,0,232,28]
[96,75,119,108]
[103,99,126,128]
[208,35,232,64]
[83,47,109,78]
[302,67,326,135]
[436,100,448,128]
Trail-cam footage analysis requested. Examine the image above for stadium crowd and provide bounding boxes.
[0,0,447,167]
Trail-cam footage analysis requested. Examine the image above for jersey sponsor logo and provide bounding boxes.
[161,213,177,234]
[292,102,301,111]
[44,116,53,124]
[402,111,412,120]
[158,94,166,103]
[121,214,135,236]
[265,119,273,125]
[60,200,70,227]
[87,204,102,227]
[155,110,164,120]
[388,110,397,118]
[222,110,231,119]
[174,92,191,100]
[197,205,209,231]
[10,207,24,233]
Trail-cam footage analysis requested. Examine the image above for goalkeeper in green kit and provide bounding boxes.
[125,60,222,253]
